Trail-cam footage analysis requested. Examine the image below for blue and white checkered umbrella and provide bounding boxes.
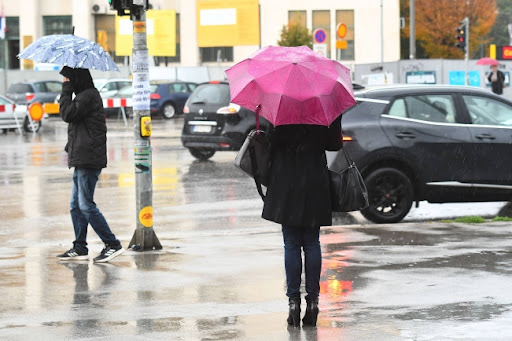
[18,34,119,72]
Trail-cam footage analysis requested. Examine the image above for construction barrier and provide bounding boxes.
[41,98,133,125]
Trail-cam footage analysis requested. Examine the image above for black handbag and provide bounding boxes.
[329,147,369,212]
[234,129,270,200]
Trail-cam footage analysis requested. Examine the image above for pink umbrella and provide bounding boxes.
[476,57,499,66]
[225,45,356,126]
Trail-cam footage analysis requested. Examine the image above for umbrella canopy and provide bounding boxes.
[18,34,119,72]
[476,57,499,66]
[225,45,356,126]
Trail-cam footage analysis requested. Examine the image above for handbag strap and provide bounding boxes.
[341,143,356,167]
[249,142,265,200]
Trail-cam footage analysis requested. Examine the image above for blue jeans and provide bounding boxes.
[70,168,119,253]
[282,225,321,300]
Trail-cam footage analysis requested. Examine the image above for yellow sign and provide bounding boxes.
[43,103,60,115]
[139,206,153,228]
[140,116,152,137]
[197,0,260,47]
[116,10,176,56]
[28,103,44,121]
[336,40,347,50]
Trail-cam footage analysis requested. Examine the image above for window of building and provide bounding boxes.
[200,46,233,63]
[336,10,355,61]
[43,16,73,35]
[0,16,20,69]
[288,10,306,27]
[312,10,330,58]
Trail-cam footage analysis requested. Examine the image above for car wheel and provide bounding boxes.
[189,148,215,160]
[161,103,176,119]
[23,117,41,133]
[361,167,414,224]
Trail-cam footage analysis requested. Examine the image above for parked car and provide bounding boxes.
[7,80,62,105]
[94,78,132,98]
[0,95,41,133]
[150,81,197,119]
[329,85,512,224]
[181,81,270,160]
[107,81,197,119]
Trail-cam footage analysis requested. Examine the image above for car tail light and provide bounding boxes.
[342,136,353,142]
[26,93,35,102]
[217,103,241,114]
[209,80,221,84]
[150,93,161,100]
[183,105,189,113]
[219,143,230,148]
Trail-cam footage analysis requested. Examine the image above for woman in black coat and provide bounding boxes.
[262,115,342,327]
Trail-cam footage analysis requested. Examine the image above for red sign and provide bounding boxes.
[502,46,512,59]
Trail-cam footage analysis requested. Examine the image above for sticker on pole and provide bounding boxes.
[139,206,153,227]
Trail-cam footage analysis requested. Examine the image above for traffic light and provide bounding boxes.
[455,21,467,51]
[108,0,131,16]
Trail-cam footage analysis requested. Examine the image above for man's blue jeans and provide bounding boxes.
[70,168,119,253]
[282,225,321,300]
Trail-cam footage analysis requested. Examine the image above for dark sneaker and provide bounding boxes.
[93,244,125,263]
[57,248,89,261]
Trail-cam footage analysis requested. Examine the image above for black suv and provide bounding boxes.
[330,85,512,224]
[7,80,62,105]
[181,81,269,160]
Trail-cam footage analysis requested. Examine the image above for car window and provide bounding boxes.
[117,85,133,97]
[117,81,131,90]
[462,95,512,126]
[8,84,33,93]
[33,83,46,92]
[44,81,62,92]
[104,82,118,91]
[188,83,197,92]
[150,84,159,93]
[389,95,456,123]
[171,83,188,93]
[0,97,10,104]
[187,84,230,105]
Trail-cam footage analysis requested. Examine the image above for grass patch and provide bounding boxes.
[492,216,512,222]
[454,216,486,224]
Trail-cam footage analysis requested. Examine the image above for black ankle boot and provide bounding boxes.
[287,297,301,327]
[302,297,319,327]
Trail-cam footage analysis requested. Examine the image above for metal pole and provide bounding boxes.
[128,0,162,251]
[380,0,384,63]
[465,17,469,85]
[409,0,416,59]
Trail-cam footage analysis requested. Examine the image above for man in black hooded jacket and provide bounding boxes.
[57,66,125,263]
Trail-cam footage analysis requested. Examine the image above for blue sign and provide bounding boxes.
[314,29,326,44]
[448,71,480,86]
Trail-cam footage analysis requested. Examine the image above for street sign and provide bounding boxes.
[313,43,327,57]
[313,28,327,44]
[337,23,347,39]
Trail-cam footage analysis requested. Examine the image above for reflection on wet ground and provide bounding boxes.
[1,119,512,339]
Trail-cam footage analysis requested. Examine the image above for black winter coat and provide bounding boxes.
[59,81,107,169]
[262,115,342,227]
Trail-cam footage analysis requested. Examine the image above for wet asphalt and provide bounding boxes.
[1,118,511,340]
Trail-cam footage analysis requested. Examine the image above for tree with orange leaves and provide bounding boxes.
[402,0,497,59]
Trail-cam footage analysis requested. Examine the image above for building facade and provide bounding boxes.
[0,0,400,70]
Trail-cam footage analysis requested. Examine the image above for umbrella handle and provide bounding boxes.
[255,105,260,131]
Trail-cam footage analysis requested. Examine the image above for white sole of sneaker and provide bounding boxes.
[57,255,89,261]
[93,247,125,263]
